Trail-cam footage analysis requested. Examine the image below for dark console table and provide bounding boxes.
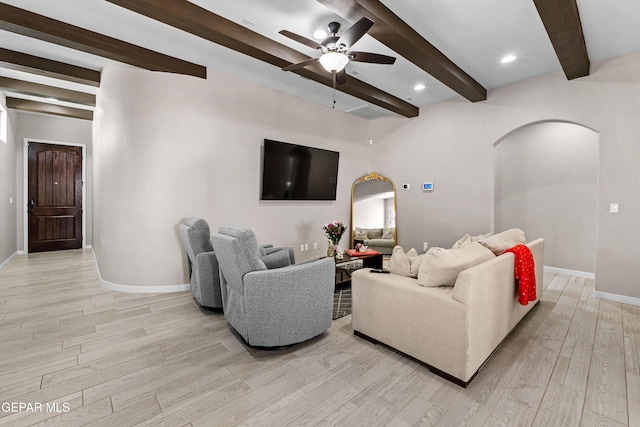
[334,252,383,290]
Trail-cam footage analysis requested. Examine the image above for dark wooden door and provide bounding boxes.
[28,142,83,252]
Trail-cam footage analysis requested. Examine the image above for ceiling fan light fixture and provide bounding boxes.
[313,29,327,40]
[319,51,349,73]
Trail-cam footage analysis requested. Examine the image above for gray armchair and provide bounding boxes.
[211,227,335,348]
[179,218,223,310]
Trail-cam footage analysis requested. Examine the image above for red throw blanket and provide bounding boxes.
[502,245,536,305]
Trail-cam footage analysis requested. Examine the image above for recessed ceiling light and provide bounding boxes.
[313,29,327,39]
[414,84,426,91]
[501,55,517,64]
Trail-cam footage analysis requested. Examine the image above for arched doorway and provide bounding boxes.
[493,121,598,273]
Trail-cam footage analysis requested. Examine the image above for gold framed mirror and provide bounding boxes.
[350,172,397,255]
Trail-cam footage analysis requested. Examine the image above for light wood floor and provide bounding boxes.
[0,249,639,426]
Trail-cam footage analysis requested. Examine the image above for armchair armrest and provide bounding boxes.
[244,257,334,295]
[261,244,296,264]
[193,251,222,307]
[259,244,274,254]
[242,257,335,343]
[194,251,219,282]
[260,249,292,269]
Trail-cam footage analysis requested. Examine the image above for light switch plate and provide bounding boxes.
[610,203,620,214]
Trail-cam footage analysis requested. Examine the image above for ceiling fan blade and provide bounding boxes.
[279,30,325,51]
[349,51,396,65]
[336,69,347,85]
[282,57,319,71]
[336,17,374,49]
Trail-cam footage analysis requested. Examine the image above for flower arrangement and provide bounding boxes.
[323,220,346,245]
[323,220,346,257]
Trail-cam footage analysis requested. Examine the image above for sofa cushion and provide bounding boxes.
[382,227,395,239]
[417,242,495,287]
[367,228,383,239]
[354,227,368,240]
[478,228,526,255]
[389,246,424,278]
[451,232,492,249]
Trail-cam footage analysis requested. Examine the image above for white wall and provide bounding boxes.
[494,122,598,273]
[13,112,93,251]
[371,51,640,299]
[0,93,17,266]
[353,198,385,228]
[93,63,370,287]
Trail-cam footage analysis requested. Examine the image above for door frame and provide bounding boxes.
[22,138,87,252]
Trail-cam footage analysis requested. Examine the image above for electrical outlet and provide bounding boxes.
[313,242,318,249]
[610,203,620,214]
[423,242,428,252]
[300,244,305,251]
[304,243,309,251]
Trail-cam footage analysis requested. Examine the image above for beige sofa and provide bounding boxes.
[353,227,395,254]
[351,238,544,387]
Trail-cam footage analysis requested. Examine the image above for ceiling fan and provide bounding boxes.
[279,17,396,85]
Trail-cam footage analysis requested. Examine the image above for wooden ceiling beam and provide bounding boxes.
[0,77,95,106]
[532,0,590,79]
[0,3,206,79]
[105,0,418,118]
[6,97,93,121]
[318,0,487,102]
[0,48,100,87]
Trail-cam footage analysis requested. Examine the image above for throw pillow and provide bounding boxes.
[408,249,424,277]
[478,228,526,255]
[354,227,368,240]
[451,232,492,249]
[382,227,395,239]
[367,228,383,239]
[417,242,495,287]
[389,246,424,278]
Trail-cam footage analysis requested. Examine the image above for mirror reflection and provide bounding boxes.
[350,172,397,255]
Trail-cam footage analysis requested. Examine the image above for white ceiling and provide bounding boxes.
[1,0,640,118]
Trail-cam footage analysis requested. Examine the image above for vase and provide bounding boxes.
[327,243,336,257]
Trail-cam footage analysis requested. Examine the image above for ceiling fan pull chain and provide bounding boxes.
[332,72,336,109]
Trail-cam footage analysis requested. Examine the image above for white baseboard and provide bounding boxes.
[98,279,190,294]
[593,290,640,307]
[0,251,18,271]
[544,266,595,280]
[91,249,189,294]
[17,250,26,255]
[545,266,640,307]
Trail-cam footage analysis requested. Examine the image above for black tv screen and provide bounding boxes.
[261,139,339,200]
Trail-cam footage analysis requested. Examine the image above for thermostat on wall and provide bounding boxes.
[422,182,434,191]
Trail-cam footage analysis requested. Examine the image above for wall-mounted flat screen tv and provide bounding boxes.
[261,139,339,201]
